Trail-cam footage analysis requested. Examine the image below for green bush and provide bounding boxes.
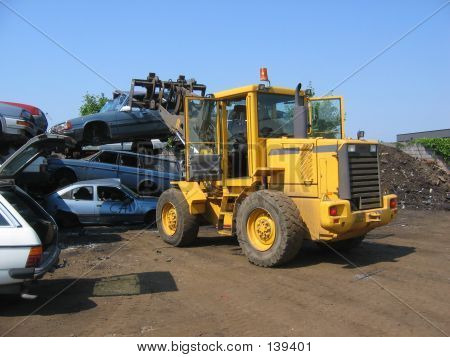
[79,93,109,116]
[415,138,450,162]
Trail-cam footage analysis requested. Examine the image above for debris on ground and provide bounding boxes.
[380,145,449,210]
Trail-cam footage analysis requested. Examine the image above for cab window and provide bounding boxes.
[309,98,342,138]
[257,93,295,138]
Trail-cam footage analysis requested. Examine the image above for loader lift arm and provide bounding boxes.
[128,72,207,144]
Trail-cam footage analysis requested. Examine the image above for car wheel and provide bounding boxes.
[139,181,159,196]
[144,210,156,226]
[55,210,80,229]
[54,169,77,188]
[83,123,108,145]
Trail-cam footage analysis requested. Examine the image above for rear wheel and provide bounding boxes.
[139,180,159,196]
[144,210,156,226]
[156,188,199,246]
[54,169,77,188]
[55,210,80,229]
[236,190,306,267]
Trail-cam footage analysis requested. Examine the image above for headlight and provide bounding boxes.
[348,144,356,152]
[62,120,72,131]
[370,144,377,153]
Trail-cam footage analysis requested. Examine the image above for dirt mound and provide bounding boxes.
[379,145,449,210]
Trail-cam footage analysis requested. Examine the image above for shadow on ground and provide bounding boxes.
[0,271,177,318]
[192,229,415,269]
[284,240,416,269]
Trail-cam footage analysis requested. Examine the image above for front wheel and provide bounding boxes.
[156,189,199,246]
[236,190,307,267]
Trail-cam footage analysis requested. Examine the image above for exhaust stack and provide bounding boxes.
[293,83,308,138]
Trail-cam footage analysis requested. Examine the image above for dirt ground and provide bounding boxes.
[0,209,449,337]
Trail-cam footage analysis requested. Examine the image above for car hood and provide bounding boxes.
[0,134,76,179]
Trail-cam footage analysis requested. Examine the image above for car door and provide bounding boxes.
[86,151,119,180]
[117,153,139,192]
[96,185,137,225]
[65,186,96,224]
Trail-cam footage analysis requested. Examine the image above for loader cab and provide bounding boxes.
[183,85,345,186]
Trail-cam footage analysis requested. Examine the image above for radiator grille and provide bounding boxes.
[348,147,381,210]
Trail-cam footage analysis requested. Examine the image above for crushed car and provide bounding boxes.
[0,101,48,135]
[50,90,172,146]
[0,103,37,144]
[0,134,75,297]
[47,150,181,196]
[44,178,157,228]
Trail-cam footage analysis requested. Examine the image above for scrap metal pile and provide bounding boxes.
[379,145,449,210]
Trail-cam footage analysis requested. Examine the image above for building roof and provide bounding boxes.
[397,129,450,142]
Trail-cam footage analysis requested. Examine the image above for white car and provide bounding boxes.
[0,134,75,296]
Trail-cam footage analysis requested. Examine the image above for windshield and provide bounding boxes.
[100,93,128,113]
[257,93,343,139]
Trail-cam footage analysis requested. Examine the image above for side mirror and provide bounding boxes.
[357,130,365,140]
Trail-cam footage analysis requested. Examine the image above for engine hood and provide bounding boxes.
[0,134,76,179]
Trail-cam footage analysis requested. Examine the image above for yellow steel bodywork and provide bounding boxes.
[172,85,397,242]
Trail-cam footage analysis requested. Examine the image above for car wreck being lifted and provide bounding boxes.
[133,72,399,267]
[50,90,175,147]
[0,134,75,296]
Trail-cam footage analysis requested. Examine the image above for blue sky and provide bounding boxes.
[0,0,449,141]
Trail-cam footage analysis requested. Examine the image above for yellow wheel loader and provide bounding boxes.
[130,72,398,267]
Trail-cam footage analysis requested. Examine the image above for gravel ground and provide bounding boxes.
[0,209,449,337]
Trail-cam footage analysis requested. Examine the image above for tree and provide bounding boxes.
[79,93,109,116]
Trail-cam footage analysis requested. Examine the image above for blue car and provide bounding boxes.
[47,150,181,196]
[44,179,157,227]
[50,90,171,145]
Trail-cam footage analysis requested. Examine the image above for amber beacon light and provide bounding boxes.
[260,67,268,81]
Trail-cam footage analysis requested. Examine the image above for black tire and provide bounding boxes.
[55,210,80,229]
[144,210,156,226]
[139,180,159,196]
[156,188,199,246]
[318,236,365,252]
[236,190,306,267]
[54,169,77,188]
[83,123,108,145]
